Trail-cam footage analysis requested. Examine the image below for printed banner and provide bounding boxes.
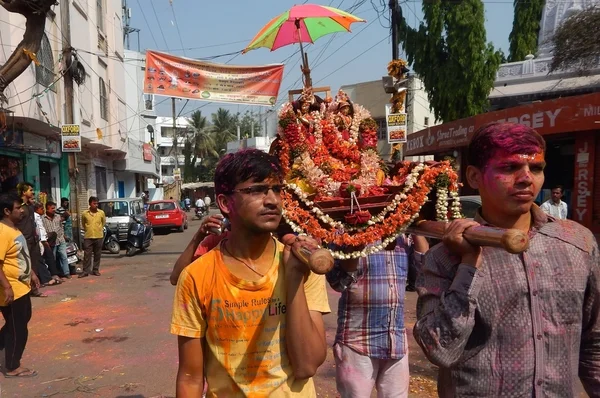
[61,124,81,152]
[143,50,284,106]
[385,104,407,144]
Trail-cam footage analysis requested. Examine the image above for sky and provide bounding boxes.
[128,0,516,129]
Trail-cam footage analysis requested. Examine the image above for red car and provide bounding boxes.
[146,200,188,232]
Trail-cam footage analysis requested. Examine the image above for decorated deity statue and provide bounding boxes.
[295,87,316,131]
[333,91,353,133]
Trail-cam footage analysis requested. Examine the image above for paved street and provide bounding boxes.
[0,215,440,397]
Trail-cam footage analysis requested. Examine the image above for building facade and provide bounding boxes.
[155,116,189,183]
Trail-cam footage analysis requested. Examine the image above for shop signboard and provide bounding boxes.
[143,143,153,162]
[405,92,600,156]
[61,124,81,152]
[572,134,595,228]
[143,50,284,106]
[385,104,407,144]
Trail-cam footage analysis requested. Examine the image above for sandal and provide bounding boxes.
[30,290,48,298]
[42,279,61,287]
[5,368,38,378]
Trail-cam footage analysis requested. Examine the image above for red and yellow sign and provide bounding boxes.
[405,92,600,156]
[143,50,284,106]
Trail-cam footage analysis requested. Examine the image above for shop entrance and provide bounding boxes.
[541,138,574,212]
[39,160,60,202]
[0,154,23,194]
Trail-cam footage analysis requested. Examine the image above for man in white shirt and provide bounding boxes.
[540,185,568,219]
[195,197,205,209]
[203,195,211,208]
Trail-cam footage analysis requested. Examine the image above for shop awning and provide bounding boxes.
[12,116,60,138]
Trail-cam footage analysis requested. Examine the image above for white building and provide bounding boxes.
[111,49,159,199]
[155,116,190,182]
[489,0,600,109]
[0,0,136,219]
[341,77,437,159]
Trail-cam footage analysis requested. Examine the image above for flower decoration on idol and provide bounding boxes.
[274,87,463,259]
[387,59,410,113]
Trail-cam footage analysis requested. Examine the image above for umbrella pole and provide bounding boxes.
[295,19,312,88]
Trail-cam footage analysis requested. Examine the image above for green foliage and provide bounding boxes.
[550,6,600,74]
[508,0,544,62]
[397,0,502,122]
[232,110,262,139]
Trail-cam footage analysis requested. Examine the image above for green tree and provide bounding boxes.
[550,6,600,74]
[182,110,218,182]
[508,0,545,62]
[397,0,503,122]
[211,108,237,157]
[232,110,262,138]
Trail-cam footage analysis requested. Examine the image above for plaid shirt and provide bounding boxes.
[42,213,65,245]
[327,236,422,360]
[415,205,600,398]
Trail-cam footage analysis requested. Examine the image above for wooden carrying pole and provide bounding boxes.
[284,221,530,275]
[407,221,530,254]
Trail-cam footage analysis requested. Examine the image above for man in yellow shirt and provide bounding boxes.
[171,149,330,397]
[0,193,41,378]
[79,196,105,278]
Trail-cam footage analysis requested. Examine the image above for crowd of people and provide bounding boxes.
[169,122,598,398]
[0,122,598,396]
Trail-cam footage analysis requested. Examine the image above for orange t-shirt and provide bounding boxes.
[171,239,330,397]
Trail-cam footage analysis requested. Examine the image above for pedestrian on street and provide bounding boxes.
[540,184,568,220]
[414,122,600,397]
[56,197,72,241]
[327,235,428,398]
[203,194,211,208]
[42,201,70,279]
[33,203,62,285]
[15,183,50,296]
[0,192,41,378]
[79,196,105,278]
[171,149,330,396]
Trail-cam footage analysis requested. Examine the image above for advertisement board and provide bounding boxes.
[61,124,81,153]
[143,50,284,106]
[385,104,408,144]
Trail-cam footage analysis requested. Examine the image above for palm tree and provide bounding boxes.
[188,110,217,164]
[211,108,237,156]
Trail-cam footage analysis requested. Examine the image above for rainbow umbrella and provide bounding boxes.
[243,4,365,86]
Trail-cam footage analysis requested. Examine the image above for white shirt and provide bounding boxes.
[540,199,568,220]
[204,196,211,207]
[34,212,48,242]
[195,198,205,208]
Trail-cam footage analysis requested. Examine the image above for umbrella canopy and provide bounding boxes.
[243,4,365,53]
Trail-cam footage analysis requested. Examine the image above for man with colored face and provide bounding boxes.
[414,122,599,397]
[171,149,330,397]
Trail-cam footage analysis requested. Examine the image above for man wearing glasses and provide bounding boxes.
[171,149,330,397]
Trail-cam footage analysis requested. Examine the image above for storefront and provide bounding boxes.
[405,92,600,233]
[0,120,69,200]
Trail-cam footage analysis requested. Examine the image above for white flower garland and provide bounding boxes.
[436,187,449,222]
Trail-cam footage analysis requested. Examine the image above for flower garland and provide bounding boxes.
[281,162,461,259]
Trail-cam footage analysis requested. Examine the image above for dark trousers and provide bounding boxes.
[0,294,32,371]
[83,238,103,274]
[27,241,51,285]
[42,245,61,277]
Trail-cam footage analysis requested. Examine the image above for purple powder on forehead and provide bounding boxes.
[467,122,546,169]
[214,149,282,196]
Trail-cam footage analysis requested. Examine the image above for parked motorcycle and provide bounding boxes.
[195,206,207,220]
[103,226,121,254]
[65,240,81,274]
[79,226,121,254]
[126,215,153,257]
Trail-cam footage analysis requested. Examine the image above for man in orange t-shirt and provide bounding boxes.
[171,149,330,397]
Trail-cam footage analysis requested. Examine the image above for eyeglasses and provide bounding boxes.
[231,184,283,197]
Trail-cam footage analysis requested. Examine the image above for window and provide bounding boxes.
[35,34,55,90]
[424,116,430,127]
[99,77,108,121]
[96,0,104,32]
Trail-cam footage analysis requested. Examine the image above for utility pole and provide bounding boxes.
[389,0,399,60]
[122,0,140,50]
[171,97,181,200]
[61,0,81,246]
